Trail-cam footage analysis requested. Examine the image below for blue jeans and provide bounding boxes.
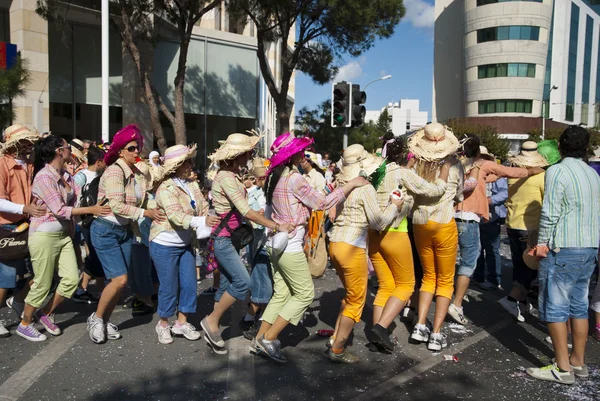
[251,247,273,304]
[507,228,538,293]
[457,221,482,278]
[149,242,196,318]
[214,236,251,302]
[0,223,27,289]
[474,220,502,286]
[90,219,133,280]
[130,243,157,297]
[538,247,598,322]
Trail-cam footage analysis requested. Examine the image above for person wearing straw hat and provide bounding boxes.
[406,122,464,351]
[324,144,403,363]
[87,125,166,345]
[202,131,294,355]
[247,133,367,363]
[148,144,219,345]
[0,124,46,337]
[498,141,550,323]
[449,136,543,327]
[369,133,456,352]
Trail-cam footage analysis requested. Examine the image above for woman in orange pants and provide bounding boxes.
[407,123,463,352]
[328,144,403,364]
[369,132,455,352]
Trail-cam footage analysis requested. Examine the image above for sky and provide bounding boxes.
[294,0,435,121]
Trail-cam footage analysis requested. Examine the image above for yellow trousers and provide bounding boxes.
[368,230,415,307]
[413,220,458,300]
[329,242,368,323]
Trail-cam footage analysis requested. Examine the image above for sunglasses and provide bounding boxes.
[125,145,139,153]
[56,145,71,151]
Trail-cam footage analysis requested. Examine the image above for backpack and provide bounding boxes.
[80,175,102,229]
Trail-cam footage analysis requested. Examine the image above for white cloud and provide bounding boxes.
[403,0,435,29]
[334,57,366,82]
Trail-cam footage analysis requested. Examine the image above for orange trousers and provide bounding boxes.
[413,220,458,300]
[368,230,415,307]
[329,242,368,323]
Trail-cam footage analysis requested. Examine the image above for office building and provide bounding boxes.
[365,99,429,136]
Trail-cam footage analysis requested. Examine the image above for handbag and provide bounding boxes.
[211,209,254,251]
[305,211,328,278]
[0,223,29,262]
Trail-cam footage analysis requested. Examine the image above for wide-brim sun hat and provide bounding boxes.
[1,124,40,155]
[250,157,269,178]
[158,143,198,181]
[337,144,383,184]
[105,125,144,166]
[508,141,549,168]
[208,129,262,163]
[267,132,314,174]
[407,122,459,162]
[70,139,87,164]
[537,139,561,165]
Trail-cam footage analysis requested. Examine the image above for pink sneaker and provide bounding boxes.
[37,312,62,336]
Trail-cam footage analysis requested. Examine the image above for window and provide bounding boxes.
[566,3,579,121]
[478,100,533,114]
[406,122,411,130]
[477,0,542,5]
[477,26,540,43]
[478,63,536,78]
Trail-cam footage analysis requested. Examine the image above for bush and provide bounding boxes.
[446,119,510,160]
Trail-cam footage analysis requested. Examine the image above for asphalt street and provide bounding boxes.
[0,239,598,401]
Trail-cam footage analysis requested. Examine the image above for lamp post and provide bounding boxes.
[542,85,558,140]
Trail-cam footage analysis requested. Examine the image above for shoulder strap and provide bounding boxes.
[209,209,236,239]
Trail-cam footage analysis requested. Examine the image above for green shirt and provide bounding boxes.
[538,158,600,249]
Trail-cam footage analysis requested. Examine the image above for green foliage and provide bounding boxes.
[447,118,510,160]
[0,56,31,129]
[376,108,390,133]
[349,121,383,153]
[527,127,600,151]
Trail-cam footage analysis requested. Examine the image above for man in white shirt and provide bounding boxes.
[301,152,327,193]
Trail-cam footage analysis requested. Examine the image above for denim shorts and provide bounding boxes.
[538,247,598,322]
[90,219,133,280]
[214,236,251,302]
[457,220,482,278]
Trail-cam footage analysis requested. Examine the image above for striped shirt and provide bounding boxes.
[412,163,464,225]
[270,167,345,229]
[150,177,209,242]
[538,157,600,248]
[97,158,148,223]
[330,184,399,248]
[30,164,79,235]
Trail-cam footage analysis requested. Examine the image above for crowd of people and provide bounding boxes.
[0,121,599,386]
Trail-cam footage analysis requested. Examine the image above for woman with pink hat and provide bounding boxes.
[249,133,368,364]
[201,131,294,355]
[87,125,166,344]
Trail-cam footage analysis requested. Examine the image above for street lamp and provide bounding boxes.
[363,75,392,91]
[542,85,558,140]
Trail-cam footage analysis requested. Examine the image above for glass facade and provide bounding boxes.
[478,99,533,114]
[566,3,579,122]
[477,0,542,5]
[582,16,593,125]
[478,63,536,78]
[477,26,540,43]
[543,6,554,118]
[0,9,8,43]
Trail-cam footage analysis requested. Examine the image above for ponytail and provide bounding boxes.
[33,134,63,178]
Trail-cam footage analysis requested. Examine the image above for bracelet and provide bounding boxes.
[274,223,279,232]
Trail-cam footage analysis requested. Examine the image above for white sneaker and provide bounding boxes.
[171,322,201,341]
[498,296,524,322]
[156,322,173,345]
[6,296,24,320]
[87,313,106,344]
[526,363,575,385]
[410,323,430,343]
[106,322,122,340]
[0,320,9,338]
[428,332,448,351]
[448,304,468,325]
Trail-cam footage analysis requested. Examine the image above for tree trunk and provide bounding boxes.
[276,100,290,134]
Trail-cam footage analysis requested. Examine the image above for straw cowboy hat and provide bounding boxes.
[408,122,459,162]
[1,124,40,155]
[267,132,314,174]
[70,139,87,163]
[158,144,197,181]
[209,129,262,163]
[509,141,549,168]
[250,157,269,178]
[536,139,561,165]
[337,144,383,184]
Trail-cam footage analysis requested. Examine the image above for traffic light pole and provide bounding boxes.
[343,127,348,150]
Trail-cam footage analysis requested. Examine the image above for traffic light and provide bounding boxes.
[331,82,352,128]
[351,84,367,127]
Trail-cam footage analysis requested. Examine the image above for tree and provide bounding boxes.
[528,127,600,152]
[231,0,406,133]
[36,0,221,151]
[0,56,31,130]
[447,118,510,160]
[376,108,390,133]
[349,121,382,153]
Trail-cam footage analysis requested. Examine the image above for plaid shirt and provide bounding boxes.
[211,170,250,216]
[98,158,147,222]
[330,184,398,246]
[412,163,464,225]
[270,167,345,229]
[149,178,208,242]
[30,164,80,235]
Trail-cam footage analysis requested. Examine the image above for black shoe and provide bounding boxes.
[132,300,154,316]
[243,322,259,341]
[239,317,255,332]
[72,290,100,304]
[371,324,394,352]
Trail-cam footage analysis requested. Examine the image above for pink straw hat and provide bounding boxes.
[104,125,144,166]
[267,132,314,175]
